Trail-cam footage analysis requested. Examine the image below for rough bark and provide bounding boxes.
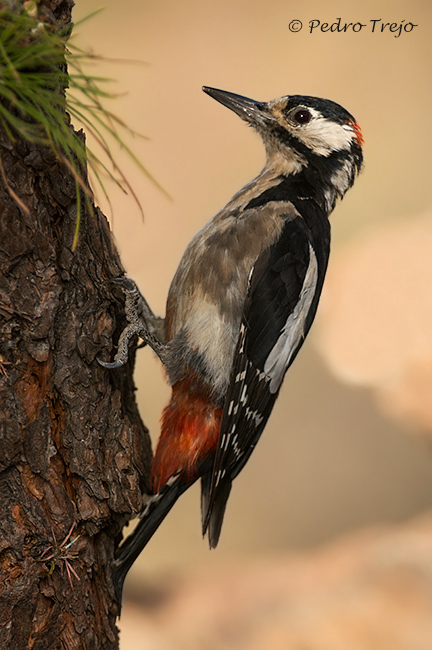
[0,1,152,648]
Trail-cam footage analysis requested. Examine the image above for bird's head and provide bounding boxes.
[203,86,363,209]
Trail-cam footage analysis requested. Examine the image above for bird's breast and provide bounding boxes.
[165,196,296,399]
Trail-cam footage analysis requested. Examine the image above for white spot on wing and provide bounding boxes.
[245,405,264,427]
[264,243,319,393]
[238,323,246,354]
[222,432,230,451]
[231,434,242,459]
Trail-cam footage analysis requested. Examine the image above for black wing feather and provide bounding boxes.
[203,206,330,545]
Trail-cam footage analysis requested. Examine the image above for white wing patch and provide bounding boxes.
[264,244,318,393]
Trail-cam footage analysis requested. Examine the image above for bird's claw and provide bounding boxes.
[98,278,145,370]
[99,276,165,369]
[97,357,125,369]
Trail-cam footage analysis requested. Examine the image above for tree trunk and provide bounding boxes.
[0,2,152,648]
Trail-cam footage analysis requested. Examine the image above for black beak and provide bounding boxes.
[202,87,268,126]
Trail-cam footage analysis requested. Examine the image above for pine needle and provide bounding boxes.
[0,5,164,248]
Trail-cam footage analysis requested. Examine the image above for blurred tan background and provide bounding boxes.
[73,0,432,647]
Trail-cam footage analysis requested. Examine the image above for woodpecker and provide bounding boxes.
[102,87,363,601]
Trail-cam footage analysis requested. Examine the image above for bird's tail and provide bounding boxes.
[113,476,187,605]
[201,473,232,549]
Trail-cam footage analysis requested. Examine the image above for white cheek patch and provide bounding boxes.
[263,244,318,393]
[295,115,355,156]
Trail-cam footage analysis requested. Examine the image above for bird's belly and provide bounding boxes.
[181,295,241,399]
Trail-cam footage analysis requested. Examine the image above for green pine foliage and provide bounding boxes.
[0,3,160,249]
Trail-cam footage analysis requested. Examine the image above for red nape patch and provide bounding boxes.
[349,119,364,146]
[150,377,223,494]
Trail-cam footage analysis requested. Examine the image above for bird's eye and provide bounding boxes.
[294,109,311,124]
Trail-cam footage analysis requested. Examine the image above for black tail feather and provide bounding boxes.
[201,475,232,549]
[113,478,187,606]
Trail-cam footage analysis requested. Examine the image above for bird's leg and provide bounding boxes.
[98,277,167,369]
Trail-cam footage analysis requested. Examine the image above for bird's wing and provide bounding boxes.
[202,206,330,546]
